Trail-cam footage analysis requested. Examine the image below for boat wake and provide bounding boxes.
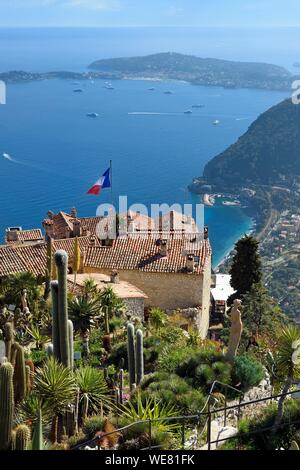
[2,153,16,162]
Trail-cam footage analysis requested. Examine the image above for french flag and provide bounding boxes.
[87,167,111,195]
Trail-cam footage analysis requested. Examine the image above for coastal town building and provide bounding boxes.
[0,208,212,338]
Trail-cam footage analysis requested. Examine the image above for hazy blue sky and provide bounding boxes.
[0,0,300,28]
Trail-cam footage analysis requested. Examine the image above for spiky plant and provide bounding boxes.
[75,366,113,417]
[273,325,300,432]
[119,393,179,434]
[34,357,76,443]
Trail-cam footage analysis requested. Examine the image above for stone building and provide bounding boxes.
[0,208,212,338]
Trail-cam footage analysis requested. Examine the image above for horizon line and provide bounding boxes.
[0,24,300,29]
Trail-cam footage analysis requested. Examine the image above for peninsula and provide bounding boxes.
[0,52,297,91]
[89,52,295,91]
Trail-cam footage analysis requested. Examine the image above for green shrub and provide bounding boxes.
[233,354,264,390]
[30,350,47,366]
[82,416,105,439]
[158,346,195,373]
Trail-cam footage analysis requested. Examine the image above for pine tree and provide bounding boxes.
[229,235,262,301]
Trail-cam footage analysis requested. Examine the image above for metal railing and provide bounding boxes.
[71,388,300,451]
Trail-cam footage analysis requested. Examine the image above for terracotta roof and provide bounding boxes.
[44,211,104,239]
[67,273,148,299]
[85,234,211,274]
[5,228,44,245]
[0,236,100,277]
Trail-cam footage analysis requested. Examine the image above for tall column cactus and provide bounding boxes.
[13,343,27,404]
[15,424,31,450]
[0,362,14,450]
[136,329,144,385]
[53,250,70,368]
[127,323,136,391]
[68,320,74,370]
[119,369,124,405]
[32,409,43,450]
[4,322,14,363]
[51,281,60,362]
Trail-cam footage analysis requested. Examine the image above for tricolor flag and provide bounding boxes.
[87,167,111,195]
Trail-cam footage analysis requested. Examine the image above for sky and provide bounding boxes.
[0,0,300,28]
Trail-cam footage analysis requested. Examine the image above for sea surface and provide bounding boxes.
[0,27,291,267]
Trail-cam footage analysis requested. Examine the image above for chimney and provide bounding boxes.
[89,236,96,246]
[6,229,18,243]
[170,211,174,231]
[43,219,54,239]
[159,239,168,257]
[73,219,82,237]
[110,271,120,284]
[186,255,195,273]
[158,213,163,232]
[47,210,54,220]
[204,225,209,240]
[71,207,78,218]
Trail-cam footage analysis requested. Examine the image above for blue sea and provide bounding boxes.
[0,27,292,267]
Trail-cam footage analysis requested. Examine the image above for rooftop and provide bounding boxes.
[67,273,147,299]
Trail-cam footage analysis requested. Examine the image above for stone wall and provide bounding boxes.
[84,266,211,338]
[122,297,145,320]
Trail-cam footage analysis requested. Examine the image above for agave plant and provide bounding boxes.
[75,366,113,417]
[120,393,179,434]
[273,325,300,432]
[16,393,53,428]
[68,295,101,333]
[34,357,77,442]
[26,325,49,350]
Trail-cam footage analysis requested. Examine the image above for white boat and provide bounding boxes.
[86,113,99,118]
[213,120,220,125]
[184,110,193,114]
[3,153,12,161]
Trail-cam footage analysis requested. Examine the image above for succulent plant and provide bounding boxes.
[127,323,136,391]
[15,424,31,450]
[0,363,14,450]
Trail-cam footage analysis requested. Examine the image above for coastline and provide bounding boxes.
[213,216,256,271]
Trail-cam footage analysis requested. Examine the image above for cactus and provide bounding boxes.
[0,363,14,450]
[25,365,31,394]
[82,393,89,421]
[51,280,60,362]
[104,307,110,335]
[65,405,75,438]
[127,323,136,391]
[15,424,31,450]
[55,250,70,368]
[4,322,14,362]
[74,388,80,434]
[136,329,144,385]
[47,343,54,357]
[13,343,27,404]
[11,430,16,451]
[119,369,124,405]
[32,408,43,450]
[68,320,74,370]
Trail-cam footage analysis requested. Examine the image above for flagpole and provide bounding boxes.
[110,159,113,205]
